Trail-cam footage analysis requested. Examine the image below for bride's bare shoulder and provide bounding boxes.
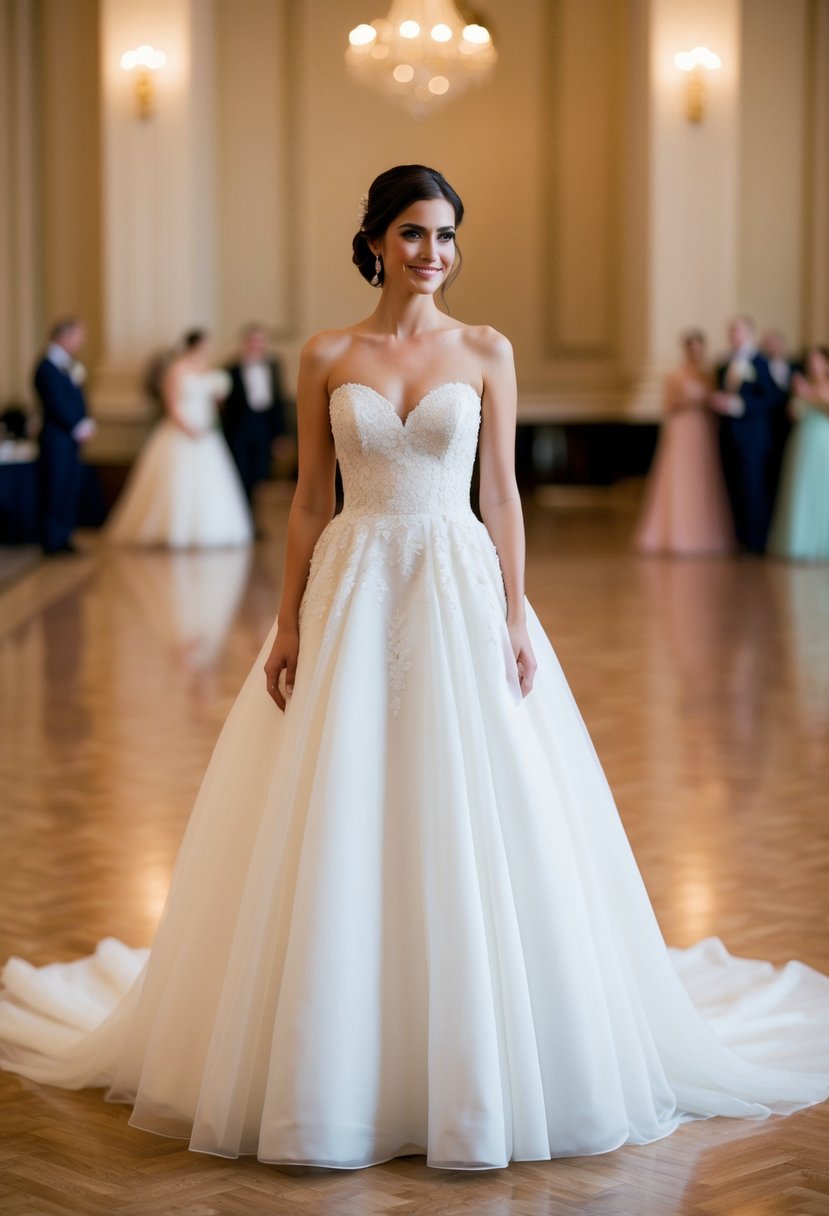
[300,328,357,370]
[458,324,514,364]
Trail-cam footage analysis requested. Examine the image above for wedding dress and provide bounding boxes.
[1,382,827,1170]
[107,371,252,549]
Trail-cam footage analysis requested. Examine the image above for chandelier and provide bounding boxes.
[346,1,496,117]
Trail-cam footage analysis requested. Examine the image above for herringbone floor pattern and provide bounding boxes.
[0,492,827,1215]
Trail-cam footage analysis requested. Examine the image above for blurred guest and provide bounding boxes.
[33,316,97,555]
[762,329,795,398]
[767,345,829,561]
[223,324,287,508]
[711,315,777,553]
[108,330,252,549]
[760,328,795,498]
[635,329,734,556]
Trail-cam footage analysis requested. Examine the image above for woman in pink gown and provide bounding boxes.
[636,330,735,556]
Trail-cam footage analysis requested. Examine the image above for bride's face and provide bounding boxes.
[374,198,457,296]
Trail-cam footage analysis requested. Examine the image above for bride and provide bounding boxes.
[1,165,827,1171]
[107,329,252,549]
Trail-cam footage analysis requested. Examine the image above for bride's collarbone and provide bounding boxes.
[331,368,482,416]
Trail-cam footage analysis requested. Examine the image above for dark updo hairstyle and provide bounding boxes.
[183,328,208,351]
[352,165,464,306]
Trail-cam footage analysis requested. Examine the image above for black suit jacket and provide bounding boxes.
[715,352,776,435]
[223,359,286,439]
[34,357,88,447]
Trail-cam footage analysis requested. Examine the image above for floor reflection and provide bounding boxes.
[778,564,829,753]
[41,589,91,750]
[638,556,786,782]
[109,548,253,692]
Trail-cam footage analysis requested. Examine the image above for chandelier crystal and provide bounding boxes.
[346,1,496,118]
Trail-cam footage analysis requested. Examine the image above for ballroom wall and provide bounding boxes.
[0,0,827,458]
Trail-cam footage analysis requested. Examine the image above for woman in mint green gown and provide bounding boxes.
[768,345,829,561]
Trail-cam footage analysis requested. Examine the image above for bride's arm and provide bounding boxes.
[477,330,537,698]
[264,336,338,710]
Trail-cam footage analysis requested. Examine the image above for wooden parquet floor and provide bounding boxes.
[0,490,828,1215]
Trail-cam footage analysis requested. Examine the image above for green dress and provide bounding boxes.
[768,398,829,560]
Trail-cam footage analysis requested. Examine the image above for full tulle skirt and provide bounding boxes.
[1,511,827,1169]
[636,410,735,556]
[107,421,252,550]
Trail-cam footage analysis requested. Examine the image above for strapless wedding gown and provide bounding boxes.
[107,371,252,549]
[1,383,828,1170]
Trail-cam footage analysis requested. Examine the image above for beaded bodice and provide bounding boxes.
[329,382,481,518]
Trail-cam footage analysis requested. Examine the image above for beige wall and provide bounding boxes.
[214,0,296,341]
[738,0,809,344]
[0,0,39,402]
[803,0,829,343]
[36,0,103,368]
[1,0,826,448]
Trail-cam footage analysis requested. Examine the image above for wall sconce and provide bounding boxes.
[674,46,721,123]
[120,45,167,120]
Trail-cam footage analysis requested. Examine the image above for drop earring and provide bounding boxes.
[371,253,382,287]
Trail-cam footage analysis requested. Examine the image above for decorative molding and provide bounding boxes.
[0,0,40,404]
[518,366,665,423]
[801,0,829,343]
[540,0,623,363]
[214,0,301,344]
[274,0,301,342]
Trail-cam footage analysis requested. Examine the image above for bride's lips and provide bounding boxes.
[407,265,443,279]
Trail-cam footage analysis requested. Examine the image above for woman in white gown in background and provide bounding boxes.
[1,166,828,1171]
[107,329,252,549]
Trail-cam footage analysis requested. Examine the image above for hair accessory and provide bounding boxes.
[371,254,382,287]
[357,193,369,227]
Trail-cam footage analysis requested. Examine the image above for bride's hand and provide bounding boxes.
[509,620,537,698]
[264,625,299,712]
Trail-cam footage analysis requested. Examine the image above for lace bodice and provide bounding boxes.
[329,382,481,518]
[177,371,231,434]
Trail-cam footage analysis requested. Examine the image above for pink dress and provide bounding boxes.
[635,369,735,556]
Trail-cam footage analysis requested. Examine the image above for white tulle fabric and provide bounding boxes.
[2,382,828,1170]
[107,371,252,549]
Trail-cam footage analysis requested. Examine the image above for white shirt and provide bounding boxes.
[725,343,758,390]
[241,360,273,411]
[769,358,791,391]
[728,342,757,368]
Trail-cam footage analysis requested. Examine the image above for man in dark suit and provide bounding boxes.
[711,315,777,554]
[223,323,286,509]
[34,317,96,555]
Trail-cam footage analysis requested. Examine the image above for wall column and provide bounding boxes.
[91,0,218,459]
[804,0,829,344]
[625,0,742,416]
[0,0,39,407]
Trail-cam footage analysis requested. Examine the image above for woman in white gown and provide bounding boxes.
[107,330,252,549]
[1,166,828,1171]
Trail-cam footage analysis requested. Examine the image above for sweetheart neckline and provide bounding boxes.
[329,381,481,427]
